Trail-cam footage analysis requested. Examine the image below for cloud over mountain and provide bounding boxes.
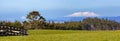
[65,12,99,17]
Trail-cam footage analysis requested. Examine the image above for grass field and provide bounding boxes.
[0,30,120,41]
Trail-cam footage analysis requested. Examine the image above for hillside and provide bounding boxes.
[47,16,120,23]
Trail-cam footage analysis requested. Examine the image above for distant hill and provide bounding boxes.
[47,16,120,23]
[0,16,119,23]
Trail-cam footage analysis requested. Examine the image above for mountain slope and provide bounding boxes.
[47,16,120,23]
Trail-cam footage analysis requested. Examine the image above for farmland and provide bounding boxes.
[0,30,120,41]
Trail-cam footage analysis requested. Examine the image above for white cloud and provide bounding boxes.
[65,12,99,17]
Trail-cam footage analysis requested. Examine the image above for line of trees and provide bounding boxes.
[47,17,120,30]
[0,11,120,30]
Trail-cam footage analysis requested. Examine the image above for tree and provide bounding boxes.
[23,21,30,29]
[27,11,46,22]
[13,20,22,28]
[26,11,46,29]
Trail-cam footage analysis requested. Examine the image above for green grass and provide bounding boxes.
[1,30,120,41]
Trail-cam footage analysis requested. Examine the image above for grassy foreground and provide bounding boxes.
[0,30,120,41]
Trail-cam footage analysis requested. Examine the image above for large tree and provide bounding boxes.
[26,11,46,29]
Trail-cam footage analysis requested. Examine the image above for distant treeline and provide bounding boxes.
[0,11,120,30]
[45,17,120,30]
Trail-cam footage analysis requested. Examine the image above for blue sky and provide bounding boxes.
[0,0,120,21]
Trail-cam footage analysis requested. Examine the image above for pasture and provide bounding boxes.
[0,30,120,41]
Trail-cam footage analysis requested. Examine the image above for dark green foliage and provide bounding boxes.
[43,17,120,30]
[25,11,46,29]
[0,11,120,30]
[0,17,120,30]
